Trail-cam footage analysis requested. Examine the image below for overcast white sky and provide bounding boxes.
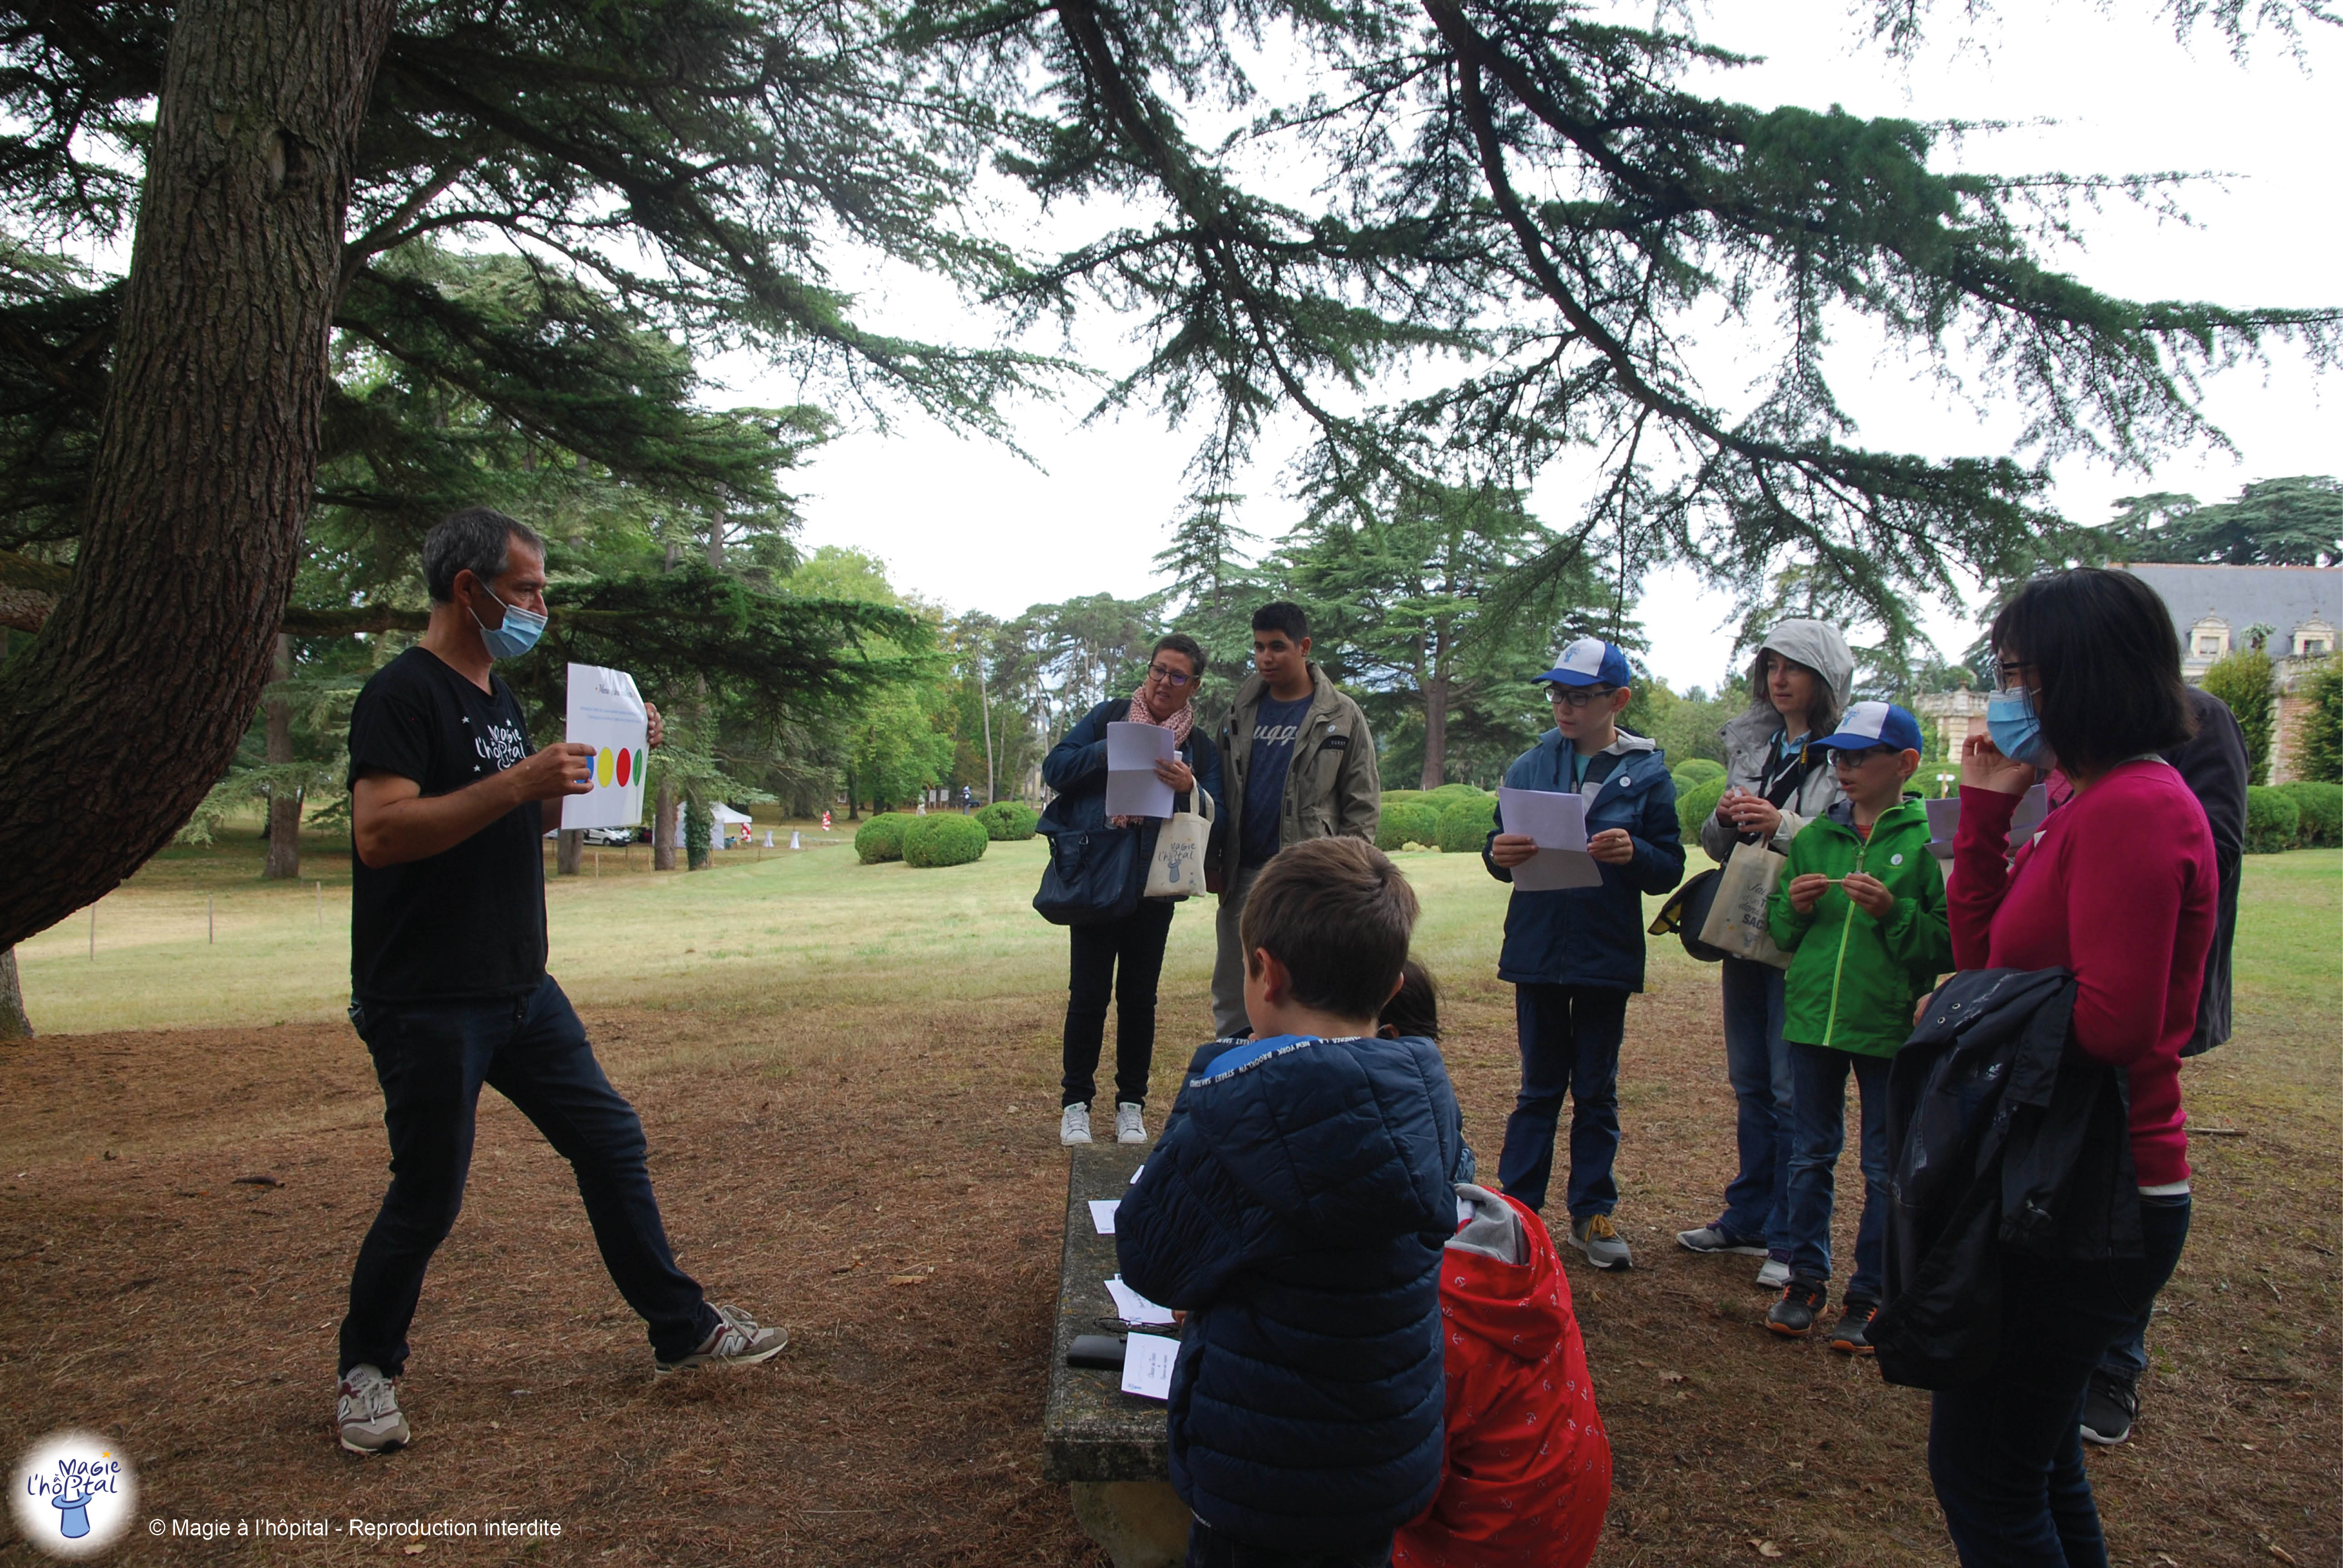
[714,2,2339,691]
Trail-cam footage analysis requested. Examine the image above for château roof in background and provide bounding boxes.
[2122,564,2342,641]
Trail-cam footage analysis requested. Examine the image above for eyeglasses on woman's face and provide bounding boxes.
[1545,684,1616,710]
[1147,661,1197,688]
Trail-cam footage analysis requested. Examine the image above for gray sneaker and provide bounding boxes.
[656,1304,788,1373]
[1568,1213,1633,1271]
[1677,1225,1768,1257]
[1115,1102,1147,1144]
[336,1364,411,1455]
[1060,1103,1093,1145]
[1755,1257,1792,1289]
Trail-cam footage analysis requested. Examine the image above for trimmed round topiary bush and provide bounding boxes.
[1380,789,1428,813]
[1426,782,1486,803]
[854,812,917,863]
[2278,779,2341,847]
[1676,777,1727,848]
[975,800,1041,841]
[1671,758,1726,790]
[2244,785,2300,854]
[1376,801,1446,851]
[1435,794,1500,854]
[902,813,990,867]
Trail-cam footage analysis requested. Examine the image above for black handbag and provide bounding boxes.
[1033,824,1145,926]
[1647,867,1730,962]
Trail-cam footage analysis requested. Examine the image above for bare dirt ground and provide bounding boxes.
[0,958,2333,1566]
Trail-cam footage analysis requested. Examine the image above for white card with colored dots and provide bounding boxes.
[560,662,650,830]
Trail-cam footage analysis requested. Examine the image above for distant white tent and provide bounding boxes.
[674,803,756,850]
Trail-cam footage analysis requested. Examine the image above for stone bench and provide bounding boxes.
[1042,1141,1188,1568]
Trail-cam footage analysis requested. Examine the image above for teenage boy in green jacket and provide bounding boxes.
[1762,701,1950,1352]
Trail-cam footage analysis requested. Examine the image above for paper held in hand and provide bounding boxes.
[1497,787,1604,891]
[1121,1333,1179,1400]
[1104,722,1177,819]
[560,662,650,831]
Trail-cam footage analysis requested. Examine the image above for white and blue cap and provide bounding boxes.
[1534,637,1633,689]
[1818,700,1924,755]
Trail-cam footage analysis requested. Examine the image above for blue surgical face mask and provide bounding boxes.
[1985,686,2054,769]
[469,589,546,660]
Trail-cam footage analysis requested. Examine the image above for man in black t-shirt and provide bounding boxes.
[334,507,783,1457]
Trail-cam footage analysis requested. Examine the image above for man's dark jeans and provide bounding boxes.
[1496,984,1629,1216]
[1187,1520,1392,1568]
[1927,1193,2191,1567]
[339,975,717,1377]
[1784,1039,1891,1303]
[1062,898,1177,1109]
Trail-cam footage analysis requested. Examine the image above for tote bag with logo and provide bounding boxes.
[1697,838,1794,969]
[1144,785,1215,900]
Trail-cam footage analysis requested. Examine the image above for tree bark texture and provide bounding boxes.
[262,633,302,878]
[556,828,583,876]
[0,948,30,1039]
[0,0,398,949]
[1420,671,1451,790]
[653,780,678,871]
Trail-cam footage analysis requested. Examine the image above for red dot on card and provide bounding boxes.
[616,749,631,787]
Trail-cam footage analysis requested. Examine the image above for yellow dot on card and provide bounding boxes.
[596,747,614,786]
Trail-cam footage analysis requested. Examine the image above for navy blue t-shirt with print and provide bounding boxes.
[1241,694,1313,868]
[345,646,548,1003]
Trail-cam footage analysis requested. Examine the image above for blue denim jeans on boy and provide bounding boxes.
[1929,1193,2190,1567]
[1496,984,1627,1216]
[1784,1040,1890,1303]
[1713,957,1793,1255]
[339,976,718,1376]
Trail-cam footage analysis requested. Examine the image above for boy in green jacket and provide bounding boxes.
[1763,701,1950,1352]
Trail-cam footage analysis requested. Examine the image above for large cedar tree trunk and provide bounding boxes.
[653,780,678,871]
[556,828,584,875]
[262,632,302,878]
[1420,668,1452,790]
[0,0,398,949]
[0,948,29,1039]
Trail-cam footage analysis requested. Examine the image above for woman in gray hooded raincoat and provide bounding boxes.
[1673,619,1855,1287]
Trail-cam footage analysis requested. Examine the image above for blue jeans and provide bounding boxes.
[1929,1193,2191,1567]
[1714,957,1793,1257]
[339,976,717,1376]
[1496,985,1627,1217]
[2097,1309,2152,1382]
[1784,1041,1891,1303]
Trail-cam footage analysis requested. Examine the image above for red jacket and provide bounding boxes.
[1394,1190,1610,1568]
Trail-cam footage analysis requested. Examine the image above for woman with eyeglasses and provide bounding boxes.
[1930,568,2215,1565]
[1039,634,1225,1147]
[1675,619,1856,1290]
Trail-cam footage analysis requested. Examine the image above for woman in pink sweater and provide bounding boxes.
[1935,568,2215,1568]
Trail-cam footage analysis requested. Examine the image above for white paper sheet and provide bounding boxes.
[1497,787,1604,891]
[1129,1165,1144,1186]
[1088,1200,1120,1235]
[560,663,650,830]
[1924,781,2050,856]
[1120,1333,1179,1400]
[1104,722,1177,818]
[1105,1275,1176,1326]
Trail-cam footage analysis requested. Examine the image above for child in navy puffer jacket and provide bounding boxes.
[1119,839,1465,1566]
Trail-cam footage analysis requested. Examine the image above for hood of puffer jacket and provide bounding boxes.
[1439,1185,1572,1364]
[1720,618,1858,751]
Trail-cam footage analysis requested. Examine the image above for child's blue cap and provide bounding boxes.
[1818,700,1924,755]
[1534,637,1632,689]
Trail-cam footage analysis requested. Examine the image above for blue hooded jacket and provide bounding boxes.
[1115,1032,1466,1550]
[1482,729,1685,991]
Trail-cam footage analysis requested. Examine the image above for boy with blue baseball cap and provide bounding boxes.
[1485,637,1685,1270]
[1762,700,1951,1350]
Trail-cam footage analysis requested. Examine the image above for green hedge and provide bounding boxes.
[2245,785,2299,854]
[975,800,1041,841]
[854,812,918,863]
[1435,794,1499,854]
[1376,801,1446,851]
[2279,780,2342,847]
[1676,777,1727,848]
[1671,758,1726,790]
[1380,789,1428,813]
[1426,782,1487,803]
[902,813,990,867]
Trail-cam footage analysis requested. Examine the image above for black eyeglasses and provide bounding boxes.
[1147,662,1196,688]
[1544,685,1616,710]
[1828,745,1895,766]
